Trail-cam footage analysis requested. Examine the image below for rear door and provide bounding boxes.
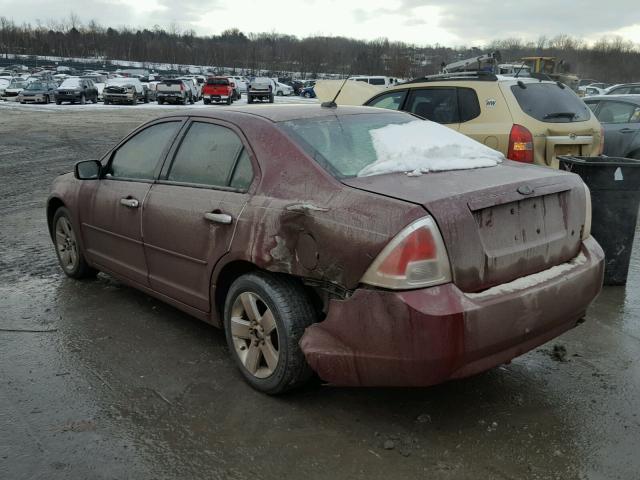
[403,88,461,130]
[593,100,640,157]
[142,119,256,312]
[78,120,183,285]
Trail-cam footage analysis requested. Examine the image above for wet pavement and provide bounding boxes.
[1,105,640,480]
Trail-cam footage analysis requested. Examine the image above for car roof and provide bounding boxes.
[160,104,399,123]
[584,94,640,105]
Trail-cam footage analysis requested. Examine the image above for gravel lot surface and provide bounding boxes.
[1,102,640,480]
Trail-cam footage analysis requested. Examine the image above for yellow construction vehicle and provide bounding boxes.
[521,56,579,91]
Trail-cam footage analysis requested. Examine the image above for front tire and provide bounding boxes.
[52,207,97,279]
[224,272,316,394]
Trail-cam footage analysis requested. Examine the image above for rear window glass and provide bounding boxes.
[510,83,591,123]
[279,112,502,178]
[207,78,229,85]
[369,78,386,85]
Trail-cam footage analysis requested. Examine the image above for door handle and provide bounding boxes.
[120,197,139,208]
[619,128,636,134]
[204,212,233,224]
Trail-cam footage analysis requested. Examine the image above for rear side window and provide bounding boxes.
[458,88,481,122]
[366,90,407,111]
[510,83,590,123]
[167,122,250,189]
[369,78,386,86]
[596,101,640,124]
[405,88,459,124]
[108,122,181,180]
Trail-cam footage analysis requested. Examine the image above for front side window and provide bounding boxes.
[596,101,640,124]
[405,88,459,124]
[108,122,181,180]
[366,90,407,111]
[167,122,249,188]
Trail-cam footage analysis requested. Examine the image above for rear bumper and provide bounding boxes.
[104,93,134,102]
[300,237,605,387]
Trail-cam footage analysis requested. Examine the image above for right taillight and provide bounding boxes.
[361,216,452,290]
[507,124,534,163]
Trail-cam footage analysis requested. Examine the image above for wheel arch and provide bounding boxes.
[46,197,66,237]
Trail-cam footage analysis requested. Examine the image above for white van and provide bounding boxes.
[349,76,397,88]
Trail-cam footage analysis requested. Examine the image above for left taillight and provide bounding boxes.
[507,124,534,163]
[361,216,452,290]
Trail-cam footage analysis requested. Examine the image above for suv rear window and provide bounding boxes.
[207,78,229,85]
[510,83,590,123]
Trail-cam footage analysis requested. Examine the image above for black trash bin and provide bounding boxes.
[559,155,640,285]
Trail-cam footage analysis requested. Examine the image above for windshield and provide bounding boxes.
[279,113,503,178]
[0,79,10,88]
[60,78,81,88]
[207,78,229,85]
[510,82,591,123]
[25,82,46,90]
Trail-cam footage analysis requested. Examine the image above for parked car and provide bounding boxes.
[584,86,606,96]
[584,95,640,158]
[47,105,604,394]
[247,77,274,103]
[605,83,640,95]
[229,75,248,93]
[299,85,316,98]
[178,77,201,102]
[103,78,148,105]
[0,78,26,101]
[227,79,241,100]
[54,77,98,105]
[82,74,107,101]
[156,79,193,105]
[364,73,604,168]
[275,82,294,96]
[17,80,58,104]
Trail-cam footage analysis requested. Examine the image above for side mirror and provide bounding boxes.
[75,160,102,180]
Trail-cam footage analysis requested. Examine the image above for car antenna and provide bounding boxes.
[514,61,527,78]
[321,74,351,108]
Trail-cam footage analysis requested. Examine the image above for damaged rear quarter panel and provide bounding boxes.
[228,114,426,290]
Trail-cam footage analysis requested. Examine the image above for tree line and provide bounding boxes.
[0,16,639,82]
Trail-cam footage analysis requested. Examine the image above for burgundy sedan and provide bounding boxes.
[47,105,604,394]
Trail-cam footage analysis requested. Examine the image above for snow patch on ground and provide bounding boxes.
[466,253,588,299]
[358,120,504,177]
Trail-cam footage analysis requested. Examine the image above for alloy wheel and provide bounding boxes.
[55,217,78,273]
[230,292,280,379]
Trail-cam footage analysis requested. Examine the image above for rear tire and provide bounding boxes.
[269,94,275,103]
[226,96,232,105]
[56,100,61,105]
[247,95,253,104]
[224,272,316,394]
[52,207,97,280]
[80,94,86,105]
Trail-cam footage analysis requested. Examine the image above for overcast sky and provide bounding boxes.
[2,0,640,46]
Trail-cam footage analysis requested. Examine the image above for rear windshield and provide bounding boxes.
[510,83,591,123]
[161,79,183,85]
[279,112,503,178]
[207,78,229,85]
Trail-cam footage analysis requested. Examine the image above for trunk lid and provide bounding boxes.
[343,161,587,292]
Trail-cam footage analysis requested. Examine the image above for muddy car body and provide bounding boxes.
[47,105,604,393]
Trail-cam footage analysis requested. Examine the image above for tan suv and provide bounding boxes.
[364,72,603,168]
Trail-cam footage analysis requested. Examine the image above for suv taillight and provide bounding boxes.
[507,124,534,163]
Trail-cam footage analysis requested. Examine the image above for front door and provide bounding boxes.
[79,120,183,285]
[142,120,255,312]
[597,100,640,157]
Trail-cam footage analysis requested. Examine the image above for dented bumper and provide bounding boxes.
[300,237,605,387]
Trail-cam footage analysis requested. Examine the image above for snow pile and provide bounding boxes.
[358,120,504,177]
